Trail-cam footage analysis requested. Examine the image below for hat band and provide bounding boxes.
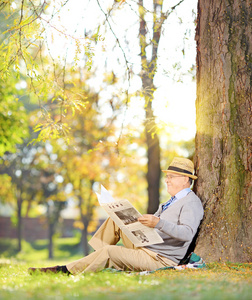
[168,166,193,175]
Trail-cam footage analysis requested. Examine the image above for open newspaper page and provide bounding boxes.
[96,185,163,247]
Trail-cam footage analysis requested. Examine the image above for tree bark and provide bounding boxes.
[194,0,252,262]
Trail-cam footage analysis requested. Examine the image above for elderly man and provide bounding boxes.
[29,157,204,275]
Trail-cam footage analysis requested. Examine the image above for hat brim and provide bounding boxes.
[162,169,198,180]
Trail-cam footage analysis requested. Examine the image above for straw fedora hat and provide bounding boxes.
[162,157,198,180]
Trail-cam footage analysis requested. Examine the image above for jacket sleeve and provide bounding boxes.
[155,200,204,242]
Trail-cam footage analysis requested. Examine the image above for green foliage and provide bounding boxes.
[0,83,29,156]
[0,4,29,155]
[0,1,97,146]
[30,120,71,144]
[0,174,15,203]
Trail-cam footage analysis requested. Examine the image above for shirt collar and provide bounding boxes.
[174,188,191,200]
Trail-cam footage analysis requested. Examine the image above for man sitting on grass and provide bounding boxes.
[29,157,204,275]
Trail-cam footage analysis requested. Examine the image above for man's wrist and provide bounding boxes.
[154,217,160,227]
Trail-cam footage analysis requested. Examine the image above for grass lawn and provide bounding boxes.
[0,238,251,299]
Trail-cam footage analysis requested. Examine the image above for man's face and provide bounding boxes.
[164,173,190,197]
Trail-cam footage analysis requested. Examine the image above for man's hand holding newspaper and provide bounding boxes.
[138,214,160,228]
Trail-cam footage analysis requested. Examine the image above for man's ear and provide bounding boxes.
[184,176,190,186]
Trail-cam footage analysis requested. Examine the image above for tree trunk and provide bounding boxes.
[48,222,54,259]
[17,191,22,252]
[145,100,161,214]
[194,0,252,262]
[47,201,64,259]
[77,194,90,256]
[81,218,89,256]
[138,0,163,213]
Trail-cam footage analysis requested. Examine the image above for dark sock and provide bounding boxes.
[56,265,71,275]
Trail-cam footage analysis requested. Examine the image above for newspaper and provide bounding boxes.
[96,185,164,247]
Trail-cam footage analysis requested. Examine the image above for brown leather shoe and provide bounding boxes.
[28,266,59,274]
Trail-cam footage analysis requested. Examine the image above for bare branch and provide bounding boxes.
[19,0,25,24]
[96,0,132,154]
[96,0,131,81]
[171,0,185,11]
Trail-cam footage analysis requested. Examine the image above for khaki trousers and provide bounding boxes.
[66,218,176,275]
